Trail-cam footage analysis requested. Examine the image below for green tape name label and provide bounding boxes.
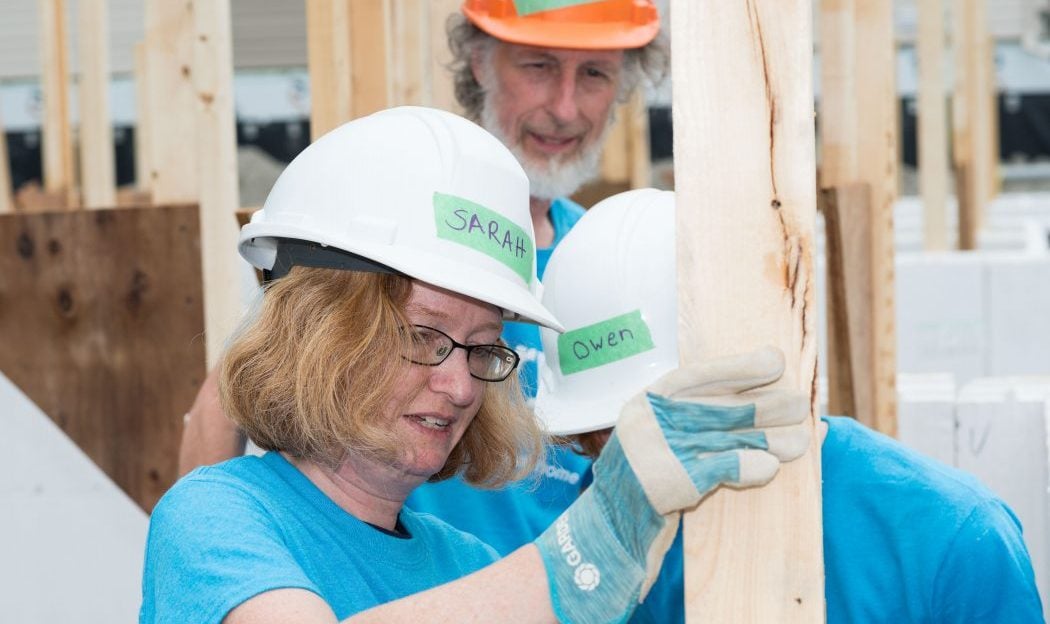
[433,192,534,285]
[513,0,603,16]
[558,310,655,375]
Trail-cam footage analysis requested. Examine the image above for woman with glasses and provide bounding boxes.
[140,107,810,624]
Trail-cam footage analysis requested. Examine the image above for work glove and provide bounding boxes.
[534,346,811,624]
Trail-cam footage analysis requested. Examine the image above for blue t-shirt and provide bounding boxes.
[140,452,498,623]
[406,197,590,556]
[635,416,1045,622]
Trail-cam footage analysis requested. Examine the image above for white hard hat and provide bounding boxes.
[535,188,677,435]
[240,106,562,331]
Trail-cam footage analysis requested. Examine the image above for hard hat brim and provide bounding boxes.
[464,8,659,50]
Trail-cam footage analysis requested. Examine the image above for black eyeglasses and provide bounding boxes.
[404,325,520,382]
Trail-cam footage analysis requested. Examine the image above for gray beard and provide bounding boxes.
[478,92,613,202]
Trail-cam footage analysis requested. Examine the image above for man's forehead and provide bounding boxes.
[499,41,624,66]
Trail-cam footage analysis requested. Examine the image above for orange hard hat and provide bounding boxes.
[461,0,660,50]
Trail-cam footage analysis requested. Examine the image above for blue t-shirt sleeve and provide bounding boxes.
[933,499,1045,622]
[140,475,318,624]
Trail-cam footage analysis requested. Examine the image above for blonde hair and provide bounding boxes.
[220,267,543,487]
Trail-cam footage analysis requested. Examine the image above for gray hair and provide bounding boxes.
[446,13,670,122]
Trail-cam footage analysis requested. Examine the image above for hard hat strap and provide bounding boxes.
[263,238,403,282]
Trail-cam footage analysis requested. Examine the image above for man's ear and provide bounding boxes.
[470,44,490,86]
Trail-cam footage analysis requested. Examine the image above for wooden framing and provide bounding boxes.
[143,0,198,204]
[427,0,461,112]
[0,103,12,214]
[389,0,426,106]
[349,0,391,118]
[193,0,245,368]
[672,2,824,620]
[917,0,949,251]
[77,0,117,209]
[818,0,898,437]
[39,0,76,206]
[0,205,206,512]
[133,41,152,197]
[306,0,353,140]
[952,0,996,250]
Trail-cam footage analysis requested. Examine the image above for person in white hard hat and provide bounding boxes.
[140,107,811,623]
[535,188,1044,624]
[178,0,670,560]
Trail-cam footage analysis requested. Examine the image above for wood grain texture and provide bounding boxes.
[427,0,461,113]
[917,0,949,251]
[0,104,12,214]
[306,0,353,140]
[193,0,244,368]
[819,0,898,437]
[822,184,876,428]
[349,0,391,118]
[671,2,824,620]
[133,42,152,197]
[77,0,117,209]
[144,0,198,204]
[0,205,206,512]
[39,0,76,205]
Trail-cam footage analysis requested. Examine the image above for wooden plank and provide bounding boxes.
[818,0,858,187]
[144,0,197,204]
[427,0,461,113]
[0,205,207,512]
[952,0,992,250]
[853,0,898,438]
[818,0,898,435]
[77,0,117,209]
[627,90,652,190]
[600,103,631,184]
[38,0,76,206]
[306,0,353,140]
[917,0,949,251]
[822,183,890,435]
[0,102,13,214]
[349,0,391,117]
[193,0,245,368]
[671,2,824,621]
[389,0,425,106]
[133,41,152,197]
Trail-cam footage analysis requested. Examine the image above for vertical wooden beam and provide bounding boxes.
[39,0,76,205]
[819,0,897,436]
[144,0,198,204]
[600,104,631,184]
[672,2,824,621]
[917,0,949,251]
[133,42,152,197]
[0,103,13,214]
[77,0,117,209]
[306,0,353,140]
[389,0,425,106]
[852,0,898,437]
[818,0,858,187]
[193,0,243,368]
[627,90,651,189]
[427,0,461,113]
[349,0,391,117]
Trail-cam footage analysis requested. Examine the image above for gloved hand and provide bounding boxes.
[534,346,810,624]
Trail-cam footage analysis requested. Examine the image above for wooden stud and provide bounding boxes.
[819,0,898,437]
[38,0,76,206]
[389,0,425,106]
[77,0,117,209]
[818,0,858,187]
[600,103,631,184]
[0,102,13,214]
[627,89,652,190]
[306,0,353,140]
[133,41,152,197]
[0,204,206,512]
[672,2,824,620]
[144,0,198,204]
[193,0,245,369]
[427,0,461,113]
[349,0,391,118]
[822,183,885,433]
[917,0,949,251]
